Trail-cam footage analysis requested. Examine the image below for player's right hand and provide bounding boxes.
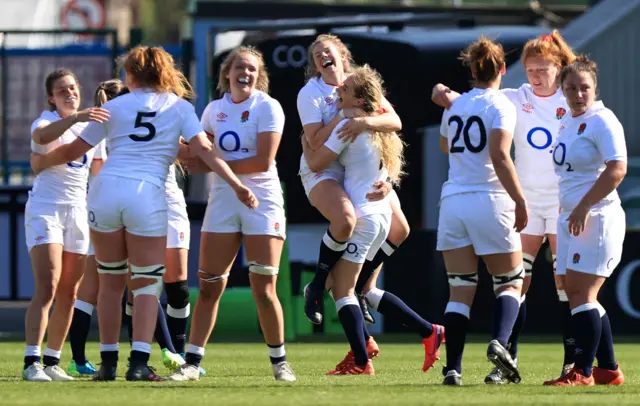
[514,201,528,233]
[235,185,259,209]
[431,84,452,109]
[73,107,110,123]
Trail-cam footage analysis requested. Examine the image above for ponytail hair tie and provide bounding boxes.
[541,34,553,42]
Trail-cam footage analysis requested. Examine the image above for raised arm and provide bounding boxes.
[31,138,93,174]
[32,108,110,145]
[301,136,338,173]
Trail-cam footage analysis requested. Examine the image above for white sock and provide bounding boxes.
[25,345,41,357]
[44,348,61,359]
[100,343,119,352]
[187,344,205,356]
[131,341,152,354]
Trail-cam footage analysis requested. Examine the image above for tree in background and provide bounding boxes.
[138,0,189,44]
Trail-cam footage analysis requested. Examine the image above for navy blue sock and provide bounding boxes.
[362,323,371,342]
[559,299,577,365]
[444,306,469,374]
[572,306,602,377]
[165,281,190,355]
[596,312,617,370]
[337,299,368,367]
[492,293,521,347]
[508,297,526,358]
[355,242,394,294]
[185,352,203,368]
[268,343,286,365]
[154,301,176,353]
[376,291,433,338]
[69,301,93,364]
[310,230,347,291]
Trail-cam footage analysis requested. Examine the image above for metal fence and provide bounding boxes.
[0,30,118,185]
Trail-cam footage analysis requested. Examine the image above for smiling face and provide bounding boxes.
[336,75,363,110]
[49,75,80,117]
[311,40,345,83]
[226,52,260,99]
[525,56,560,96]
[562,70,596,116]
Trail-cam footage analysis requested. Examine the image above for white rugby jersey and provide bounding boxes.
[80,89,202,188]
[502,84,568,206]
[553,101,626,213]
[439,88,517,199]
[30,110,100,204]
[201,90,284,190]
[325,120,390,218]
[297,77,342,174]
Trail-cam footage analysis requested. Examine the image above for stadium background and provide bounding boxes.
[0,0,639,343]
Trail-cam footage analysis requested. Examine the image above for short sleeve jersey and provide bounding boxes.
[439,88,517,199]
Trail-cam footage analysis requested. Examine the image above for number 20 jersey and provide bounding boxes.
[439,88,517,200]
[201,91,285,190]
[502,84,568,207]
[80,89,203,188]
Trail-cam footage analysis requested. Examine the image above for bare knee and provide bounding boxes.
[332,211,356,241]
[253,287,278,309]
[55,284,79,306]
[34,278,58,306]
[388,220,410,246]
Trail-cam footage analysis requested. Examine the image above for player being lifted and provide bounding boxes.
[298,34,444,373]
[437,37,526,386]
[302,64,405,375]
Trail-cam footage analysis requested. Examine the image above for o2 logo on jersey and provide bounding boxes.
[552,142,573,172]
[67,154,88,168]
[218,131,249,153]
[527,127,553,151]
[346,243,359,258]
[88,211,97,226]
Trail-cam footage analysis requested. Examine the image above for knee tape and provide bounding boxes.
[97,259,128,275]
[492,265,524,291]
[130,264,165,298]
[248,262,279,276]
[165,280,189,309]
[523,253,535,277]
[198,270,230,283]
[447,272,478,287]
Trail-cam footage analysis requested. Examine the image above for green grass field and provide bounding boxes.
[1,339,638,405]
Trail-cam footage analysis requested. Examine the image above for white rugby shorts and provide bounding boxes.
[299,160,345,201]
[202,185,286,239]
[555,204,625,278]
[521,203,559,236]
[87,175,167,237]
[167,201,190,249]
[342,213,392,264]
[437,192,522,255]
[24,200,90,254]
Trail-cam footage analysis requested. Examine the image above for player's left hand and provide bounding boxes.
[338,117,369,142]
[366,181,392,201]
[30,153,43,175]
[568,203,589,236]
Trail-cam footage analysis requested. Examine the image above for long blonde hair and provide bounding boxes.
[349,65,405,184]
[217,46,270,94]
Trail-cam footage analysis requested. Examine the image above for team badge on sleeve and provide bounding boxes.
[241,111,250,123]
[578,123,587,135]
[179,232,185,241]
[572,253,580,264]
[556,107,566,120]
